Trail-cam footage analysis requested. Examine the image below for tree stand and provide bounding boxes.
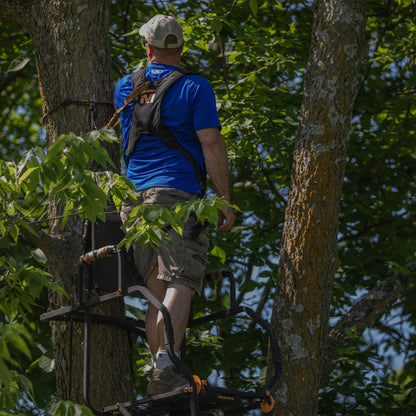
[41,216,282,415]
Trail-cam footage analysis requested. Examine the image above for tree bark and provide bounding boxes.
[269,1,367,415]
[0,0,133,408]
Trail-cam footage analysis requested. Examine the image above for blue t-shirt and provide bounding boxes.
[114,63,221,194]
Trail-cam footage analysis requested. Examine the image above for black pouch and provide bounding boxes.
[84,211,143,293]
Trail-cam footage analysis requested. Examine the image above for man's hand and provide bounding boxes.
[218,205,235,233]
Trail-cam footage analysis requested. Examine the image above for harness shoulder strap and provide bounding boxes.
[126,68,191,157]
[106,69,150,128]
[131,68,148,89]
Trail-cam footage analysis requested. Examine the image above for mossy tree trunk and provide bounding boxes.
[269,1,367,415]
[0,0,134,408]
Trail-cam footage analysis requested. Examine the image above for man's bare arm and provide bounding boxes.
[197,127,235,233]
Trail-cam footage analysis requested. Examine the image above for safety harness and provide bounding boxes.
[109,68,206,195]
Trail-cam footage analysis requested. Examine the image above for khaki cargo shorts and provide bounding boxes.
[120,187,209,295]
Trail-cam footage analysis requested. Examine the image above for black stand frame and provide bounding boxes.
[41,229,282,416]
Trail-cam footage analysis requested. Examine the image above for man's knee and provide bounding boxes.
[167,282,196,300]
[146,265,168,301]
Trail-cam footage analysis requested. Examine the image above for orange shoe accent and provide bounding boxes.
[193,375,202,395]
[260,391,275,413]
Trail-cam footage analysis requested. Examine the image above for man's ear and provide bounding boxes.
[146,44,154,59]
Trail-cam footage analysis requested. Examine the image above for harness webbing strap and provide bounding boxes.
[105,81,151,128]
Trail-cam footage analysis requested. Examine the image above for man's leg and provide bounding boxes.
[145,264,166,356]
[156,283,195,353]
[146,276,195,395]
[146,272,195,355]
[138,189,206,393]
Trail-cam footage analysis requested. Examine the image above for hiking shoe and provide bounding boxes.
[147,365,189,396]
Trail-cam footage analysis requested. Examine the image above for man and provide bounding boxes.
[114,14,235,395]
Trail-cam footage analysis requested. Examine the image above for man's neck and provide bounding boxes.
[150,54,181,66]
[150,57,181,67]
[146,43,182,67]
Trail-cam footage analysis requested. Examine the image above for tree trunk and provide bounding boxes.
[0,0,134,408]
[269,1,367,415]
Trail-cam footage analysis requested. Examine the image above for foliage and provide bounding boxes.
[0,21,42,162]
[47,400,95,416]
[122,196,233,252]
[0,0,416,415]
[0,242,57,413]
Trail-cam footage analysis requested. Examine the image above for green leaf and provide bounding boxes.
[211,20,223,34]
[0,358,10,388]
[41,164,58,184]
[45,134,69,164]
[210,245,227,264]
[50,400,94,416]
[16,219,39,239]
[39,355,55,373]
[7,57,30,72]
[9,224,19,243]
[249,0,258,16]
[122,28,140,37]
[196,39,209,52]
[18,166,39,185]
[0,340,11,362]
[9,332,31,359]
[100,127,119,143]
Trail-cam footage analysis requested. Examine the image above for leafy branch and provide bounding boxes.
[321,261,416,385]
[0,127,236,261]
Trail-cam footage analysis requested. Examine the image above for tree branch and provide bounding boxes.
[0,71,20,92]
[356,2,399,97]
[320,261,416,385]
[18,220,67,262]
